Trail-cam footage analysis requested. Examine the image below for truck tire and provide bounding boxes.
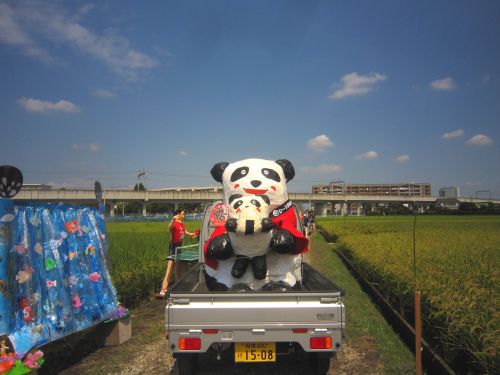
[176,353,198,375]
[309,352,332,374]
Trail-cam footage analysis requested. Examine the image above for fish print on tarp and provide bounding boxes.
[40,207,75,340]
[2,203,119,355]
[9,206,49,354]
[0,198,14,335]
[58,207,99,329]
[81,209,117,318]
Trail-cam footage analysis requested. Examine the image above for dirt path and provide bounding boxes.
[37,295,381,375]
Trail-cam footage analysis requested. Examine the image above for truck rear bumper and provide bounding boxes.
[167,326,343,354]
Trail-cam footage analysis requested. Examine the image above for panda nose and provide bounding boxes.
[250,180,262,188]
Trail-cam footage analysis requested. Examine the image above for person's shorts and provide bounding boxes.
[168,242,182,257]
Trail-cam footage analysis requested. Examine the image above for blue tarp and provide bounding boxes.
[0,199,119,355]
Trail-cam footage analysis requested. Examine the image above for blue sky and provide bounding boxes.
[1,0,499,198]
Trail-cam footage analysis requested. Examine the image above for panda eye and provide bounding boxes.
[250,199,261,208]
[230,167,249,182]
[261,168,280,182]
[233,200,243,209]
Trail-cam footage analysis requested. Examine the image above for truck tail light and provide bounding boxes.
[202,329,219,334]
[179,337,201,350]
[292,328,308,333]
[310,336,332,349]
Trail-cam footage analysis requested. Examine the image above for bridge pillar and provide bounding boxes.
[142,203,147,216]
[342,202,348,215]
[313,203,327,217]
[356,204,361,216]
[110,203,115,217]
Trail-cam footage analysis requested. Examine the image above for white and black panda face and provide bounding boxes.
[212,158,294,209]
[228,194,270,217]
[228,194,270,235]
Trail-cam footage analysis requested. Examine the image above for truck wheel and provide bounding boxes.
[309,352,332,374]
[176,354,198,375]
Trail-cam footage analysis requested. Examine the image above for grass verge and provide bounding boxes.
[307,233,415,374]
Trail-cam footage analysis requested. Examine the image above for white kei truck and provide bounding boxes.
[165,202,345,374]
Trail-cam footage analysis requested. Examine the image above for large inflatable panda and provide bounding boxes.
[203,158,309,291]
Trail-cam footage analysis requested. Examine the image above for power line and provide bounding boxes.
[23,170,209,178]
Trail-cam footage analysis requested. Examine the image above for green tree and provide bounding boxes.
[133,182,146,191]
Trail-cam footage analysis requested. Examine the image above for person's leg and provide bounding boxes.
[157,260,174,297]
[157,242,181,298]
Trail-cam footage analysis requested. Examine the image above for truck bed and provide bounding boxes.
[169,262,344,296]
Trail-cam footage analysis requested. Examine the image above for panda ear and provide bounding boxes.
[275,159,295,182]
[210,162,229,183]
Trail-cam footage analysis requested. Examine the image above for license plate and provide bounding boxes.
[235,342,276,362]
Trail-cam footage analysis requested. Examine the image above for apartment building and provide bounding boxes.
[312,182,432,196]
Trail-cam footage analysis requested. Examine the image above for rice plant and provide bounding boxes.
[318,215,500,374]
[106,221,200,307]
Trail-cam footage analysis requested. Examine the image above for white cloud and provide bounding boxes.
[465,181,482,187]
[88,144,101,152]
[442,129,464,139]
[354,151,378,160]
[93,89,116,98]
[330,72,387,100]
[18,97,80,113]
[0,3,55,64]
[48,178,92,189]
[393,155,410,163]
[0,2,160,80]
[430,77,456,91]
[72,143,101,152]
[179,150,188,157]
[466,134,493,146]
[301,164,342,174]
[77,4,95,17]
[307,135,335,152]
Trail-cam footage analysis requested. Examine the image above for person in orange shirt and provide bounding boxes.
[157,209,196,297]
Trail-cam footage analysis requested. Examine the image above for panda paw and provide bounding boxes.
[207,234,234,260]
[261,218,274,232]
[270,229,296,254]
[225,218,237,232]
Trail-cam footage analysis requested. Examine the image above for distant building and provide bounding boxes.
[439,186,460,198]
[312,182,432,196]
[149,186,223,193]
[23,184,52,190]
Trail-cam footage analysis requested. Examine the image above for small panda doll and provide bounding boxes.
[226,194,273,280]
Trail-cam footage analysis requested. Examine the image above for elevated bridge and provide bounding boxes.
[13,189,499,216]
